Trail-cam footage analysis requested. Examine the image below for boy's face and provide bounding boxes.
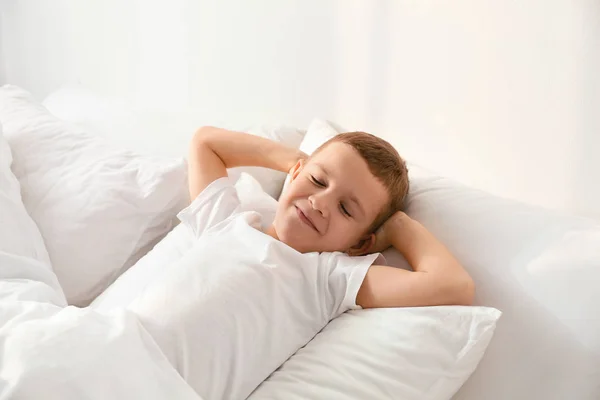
[274,142,389,254]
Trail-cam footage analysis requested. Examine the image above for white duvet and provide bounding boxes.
[0,127,200,399]
[0,303,201,400]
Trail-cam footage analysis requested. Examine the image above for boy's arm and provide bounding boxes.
[356,212,475,308]
[188,126,306,201]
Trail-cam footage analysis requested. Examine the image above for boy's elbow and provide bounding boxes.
[192,126,218,145]
[455,275,475,306]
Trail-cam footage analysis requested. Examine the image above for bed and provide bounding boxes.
[0,84,598,400]
[1,2,599,399]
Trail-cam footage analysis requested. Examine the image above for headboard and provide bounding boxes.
[2,0,599,220]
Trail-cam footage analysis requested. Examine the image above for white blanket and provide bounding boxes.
[0,125,200,399]
[0,282,201,399]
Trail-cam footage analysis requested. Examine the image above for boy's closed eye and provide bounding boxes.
[340,203,352,217]
[310,175,325,187]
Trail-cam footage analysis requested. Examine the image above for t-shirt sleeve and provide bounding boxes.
[323,252,381,319]
[177,177,241,238]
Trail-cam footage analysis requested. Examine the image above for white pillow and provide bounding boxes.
[42,84,306,198]
[297,118,340,155]
[404,166,600,400]
[249,306,501,400]
[0,124,51,269]
[228,124,305,198]
[91,172,277,311]
[0,125,65,305]
[0,85,189,306]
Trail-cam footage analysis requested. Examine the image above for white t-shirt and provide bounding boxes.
[128,177,378,400]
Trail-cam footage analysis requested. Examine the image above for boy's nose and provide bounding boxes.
[308,194,326,217]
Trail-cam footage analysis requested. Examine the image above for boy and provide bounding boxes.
[129,125,476,399]
[188,126,474,309]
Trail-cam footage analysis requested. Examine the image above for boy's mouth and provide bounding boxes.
[295,205,319,233]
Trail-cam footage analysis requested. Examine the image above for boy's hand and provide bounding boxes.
[188,126,308,201]
[368,211,409,254]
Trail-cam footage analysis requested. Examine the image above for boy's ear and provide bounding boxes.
[290,159,305,181]
[346,233,376,257]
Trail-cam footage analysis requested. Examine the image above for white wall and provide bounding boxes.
[0,13,5,85]
[2,0,599,220]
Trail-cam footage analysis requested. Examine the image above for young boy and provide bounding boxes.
[188,126,474,309]
[128,126,476,399]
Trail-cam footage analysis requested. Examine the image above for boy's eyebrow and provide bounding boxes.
[315,162,366,218]
[314,162,330,176]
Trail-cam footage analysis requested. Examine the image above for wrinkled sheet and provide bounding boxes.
[0,257,201,400]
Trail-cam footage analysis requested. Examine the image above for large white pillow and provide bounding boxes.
[404,165,600,400]
[0,125,65,305]
[91,172,277,311]
[271,120,600,399]
[42,84,306,198]
[249,306,500,400]
[0,85,189,306]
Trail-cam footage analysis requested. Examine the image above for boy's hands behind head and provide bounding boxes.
[355,211,409,256]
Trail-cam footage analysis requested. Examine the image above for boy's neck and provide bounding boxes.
[263,224,280,241]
